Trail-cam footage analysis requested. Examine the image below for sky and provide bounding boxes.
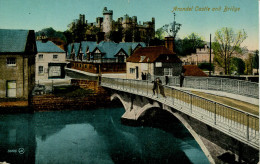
[0,0,258,50]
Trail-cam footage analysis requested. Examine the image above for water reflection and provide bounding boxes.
[0,107,209,164]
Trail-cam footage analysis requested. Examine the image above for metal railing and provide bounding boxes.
[101,77,259,149]
[150,76,259,99]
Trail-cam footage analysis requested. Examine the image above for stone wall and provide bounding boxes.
[32,93,110,111]
[32,79,110,111]
[0,54,35,100]
[70,79,106,94]
[175,110,259,164]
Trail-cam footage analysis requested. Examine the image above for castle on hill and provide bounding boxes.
[74,7,155,43]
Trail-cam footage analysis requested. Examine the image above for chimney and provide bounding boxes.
[164,37,174,53]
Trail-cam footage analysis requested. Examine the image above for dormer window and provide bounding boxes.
[140,56,146,62]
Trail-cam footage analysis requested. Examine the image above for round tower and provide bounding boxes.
[102,7,113,34]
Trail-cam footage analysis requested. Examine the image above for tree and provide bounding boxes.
[198,63,214,72]
[109,21,123,42]
[155,27,165,40]
[244,53,253,75]
[150,27,165,46]
[231,57,245,75]
[36,27,67,42]
[212,27,247,75]
[174,33,205,56]
[252,50,259,74]
[67,20,88,42]
[183,33,205,54]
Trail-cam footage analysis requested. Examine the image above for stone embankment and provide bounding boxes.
[31,79,110,111]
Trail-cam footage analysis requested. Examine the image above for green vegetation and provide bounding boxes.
[198,63,214,71]
[231,57,245,75]
[53,85,94,97]
[213,27,247,75]
[252,50,259,74]
[36,27,67,42]
[175,33,205,56]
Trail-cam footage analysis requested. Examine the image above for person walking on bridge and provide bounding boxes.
[152,78,160,98]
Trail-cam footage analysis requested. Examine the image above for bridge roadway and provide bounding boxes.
[100,77,259,149]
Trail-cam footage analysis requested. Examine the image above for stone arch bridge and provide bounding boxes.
[101,77,259,164]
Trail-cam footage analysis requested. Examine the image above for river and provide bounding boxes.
[0,106,209,164]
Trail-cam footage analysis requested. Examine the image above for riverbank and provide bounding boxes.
[0,79,111,113]
[32,79,111,111]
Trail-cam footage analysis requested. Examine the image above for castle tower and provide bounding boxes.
[102,7,113,34]
[79,14,85,25]
[122,14,130,29]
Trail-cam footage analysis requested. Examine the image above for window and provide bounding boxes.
[6,81,16,97]
[155,62,162,67]
[7,58,16,66]
[38,54,43,60]
[94,54,102,60]
[130,68,135,74]
[140,56,146,62]
[164,68,173,76]
[53,54,58,60]
[38,66,44,74]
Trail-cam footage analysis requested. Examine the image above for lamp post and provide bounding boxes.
[209,34,212,76]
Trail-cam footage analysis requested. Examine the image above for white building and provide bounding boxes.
[181,45,214,65]
[36,40,67,83]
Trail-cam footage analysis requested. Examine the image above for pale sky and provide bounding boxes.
[0,0,258,50]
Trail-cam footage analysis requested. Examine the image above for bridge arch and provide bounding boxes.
[111,93,129,112]
[135,105,215,164]
[110,92,214,163]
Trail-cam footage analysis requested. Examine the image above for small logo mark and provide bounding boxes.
[18,148,25,154]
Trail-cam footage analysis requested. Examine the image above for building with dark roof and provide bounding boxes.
[0,29,36,104]
[36,40,66,82]
[67,41,145,74]
[182,65,208,77]
[126,46,182,79]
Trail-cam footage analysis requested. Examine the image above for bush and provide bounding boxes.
[53,85,94,97]
[198,63,214,71]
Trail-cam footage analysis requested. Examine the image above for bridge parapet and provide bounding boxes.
[150,76,259,99]
[101,77,259,150]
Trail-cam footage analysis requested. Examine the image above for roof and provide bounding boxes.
[0,29,29,53]
[67,44,72,59]
[36,41,65,53]
[67,41,146,59]
[73,43,80,57]
[183,65,208,77]
[127,46,181,63]
[114,42,145,56]
[96,41,118,58]
[81,41,97,57]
